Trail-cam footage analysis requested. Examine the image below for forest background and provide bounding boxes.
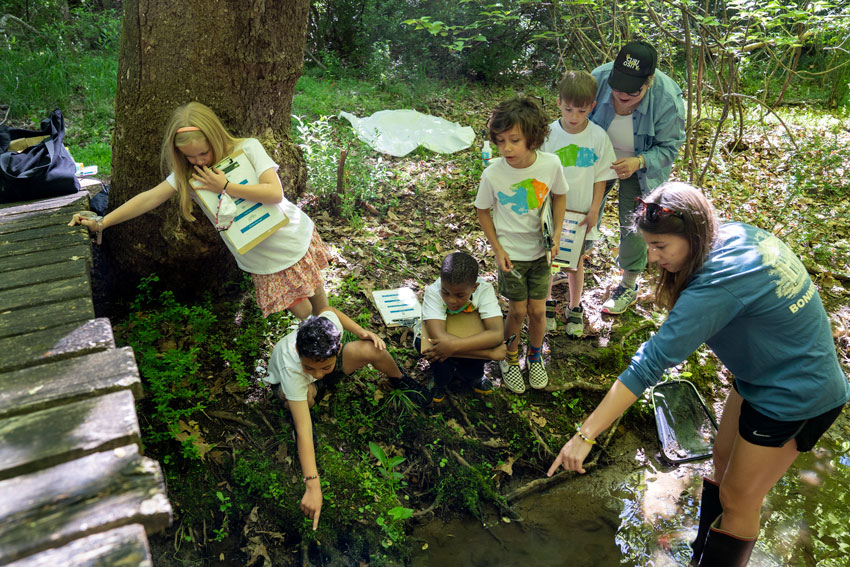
[1,0,849,565]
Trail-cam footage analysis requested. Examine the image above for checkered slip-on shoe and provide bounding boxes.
[499,360,526,394]
[528,359,549,389]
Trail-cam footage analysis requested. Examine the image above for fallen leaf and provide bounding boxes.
[496,455,516,476]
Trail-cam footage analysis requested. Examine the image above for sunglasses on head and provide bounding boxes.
[635,197,683,222]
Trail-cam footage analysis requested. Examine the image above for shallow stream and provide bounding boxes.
[412,415,850,566]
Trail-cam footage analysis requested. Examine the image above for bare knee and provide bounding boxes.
[507,302,528,321]
[289,298,312,320]
[527,301,546,320]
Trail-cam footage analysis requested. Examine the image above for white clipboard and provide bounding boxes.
[552,210,588,269]
[371,288,421,327]
[193,149,289,254]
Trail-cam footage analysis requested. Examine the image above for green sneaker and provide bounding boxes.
[602,284,638,315]
[566,304,584,338]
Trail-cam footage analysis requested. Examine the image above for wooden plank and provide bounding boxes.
[0,191,89,218]
[0,347,142,419]
[0,444,172,564]
[0,260,88,293]
[0,244,91,274]
[0,222,88,244]
[0,229,89,258]
[0,318,115,373]
[0,274,91,311]
[0,390,141,480]
[0,295,94,340]
[0,223,89,244]
[0,210,78,235]
[6,524,153,567]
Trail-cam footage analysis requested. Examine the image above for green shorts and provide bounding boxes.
[498,256,551,301]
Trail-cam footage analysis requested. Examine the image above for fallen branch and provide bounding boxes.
[207,410,258,428]
[545,380,610,393]
[451,449,472,468]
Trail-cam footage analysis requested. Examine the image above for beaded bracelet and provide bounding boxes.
[303,475,319,483]
[575,423,596,445]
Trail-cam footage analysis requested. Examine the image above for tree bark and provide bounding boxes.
[110,0,309,297]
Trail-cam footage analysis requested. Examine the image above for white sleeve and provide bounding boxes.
[242,138,279,176]
[422,282,447,321]
[475,283,503,320]
[594,132,618,182]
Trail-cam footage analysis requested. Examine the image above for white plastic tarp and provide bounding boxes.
[338,109,475,157]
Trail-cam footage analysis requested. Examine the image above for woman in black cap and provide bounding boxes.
[589,40,687,316]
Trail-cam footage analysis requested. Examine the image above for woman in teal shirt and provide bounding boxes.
[548,182,848,567]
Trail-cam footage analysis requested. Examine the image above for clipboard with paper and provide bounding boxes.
[539,194,555,265]
[552,210,588,269]
[193,149,289,254]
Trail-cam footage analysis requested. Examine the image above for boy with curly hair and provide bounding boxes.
[475,96,569,393]
[264,307,428,530]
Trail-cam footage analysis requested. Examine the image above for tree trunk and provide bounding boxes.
[110,0,309,297]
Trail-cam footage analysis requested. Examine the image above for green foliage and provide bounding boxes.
[0,3,120,173]
[292,113,395,222]
[118,275,215,446]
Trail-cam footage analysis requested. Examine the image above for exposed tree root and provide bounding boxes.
[504,417,623,503]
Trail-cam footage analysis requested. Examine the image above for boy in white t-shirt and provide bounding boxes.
[264,307,428,531]
[475,97,569,394]
[421,252,507,403]
[541,70,618,337]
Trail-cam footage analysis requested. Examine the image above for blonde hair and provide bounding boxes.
[632,182,718,310]
[160,102,241,221]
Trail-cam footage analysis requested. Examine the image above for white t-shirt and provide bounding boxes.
[264,311,343,402]
[167,138,315,274]
[474,151,569,261]
[607,114,636,160]
[422,277,502,322]
[541,120,617,240]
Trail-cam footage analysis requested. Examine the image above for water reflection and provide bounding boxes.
[412,426,850,566]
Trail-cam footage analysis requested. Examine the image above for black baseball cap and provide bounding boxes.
[609,41,657,93]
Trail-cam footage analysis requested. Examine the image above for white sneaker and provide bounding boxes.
[565,304,584,338]
[602,284,638,315]
[545,299,557,332]
[499,360,526,394]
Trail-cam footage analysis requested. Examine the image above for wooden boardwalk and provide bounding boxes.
[0,189,172,566]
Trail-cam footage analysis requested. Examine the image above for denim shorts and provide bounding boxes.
[498,256,551,301]
[734,382,845,451]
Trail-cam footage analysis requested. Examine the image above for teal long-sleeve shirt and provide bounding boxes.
[618,223,849,421]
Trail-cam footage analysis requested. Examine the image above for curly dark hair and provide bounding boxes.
[488,96,549,151]
[295,315,341,361]
[440,252,479,287]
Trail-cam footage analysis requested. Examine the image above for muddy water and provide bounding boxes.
[412,417,850,566]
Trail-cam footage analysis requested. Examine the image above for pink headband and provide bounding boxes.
[176,126,201,133]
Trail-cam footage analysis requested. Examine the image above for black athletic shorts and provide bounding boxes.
[734,381,846,451]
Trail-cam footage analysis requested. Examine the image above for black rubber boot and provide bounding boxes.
[690,477,722,565]
[698,516,757,567]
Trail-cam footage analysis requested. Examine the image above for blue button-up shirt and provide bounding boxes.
[589,62,686,195]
